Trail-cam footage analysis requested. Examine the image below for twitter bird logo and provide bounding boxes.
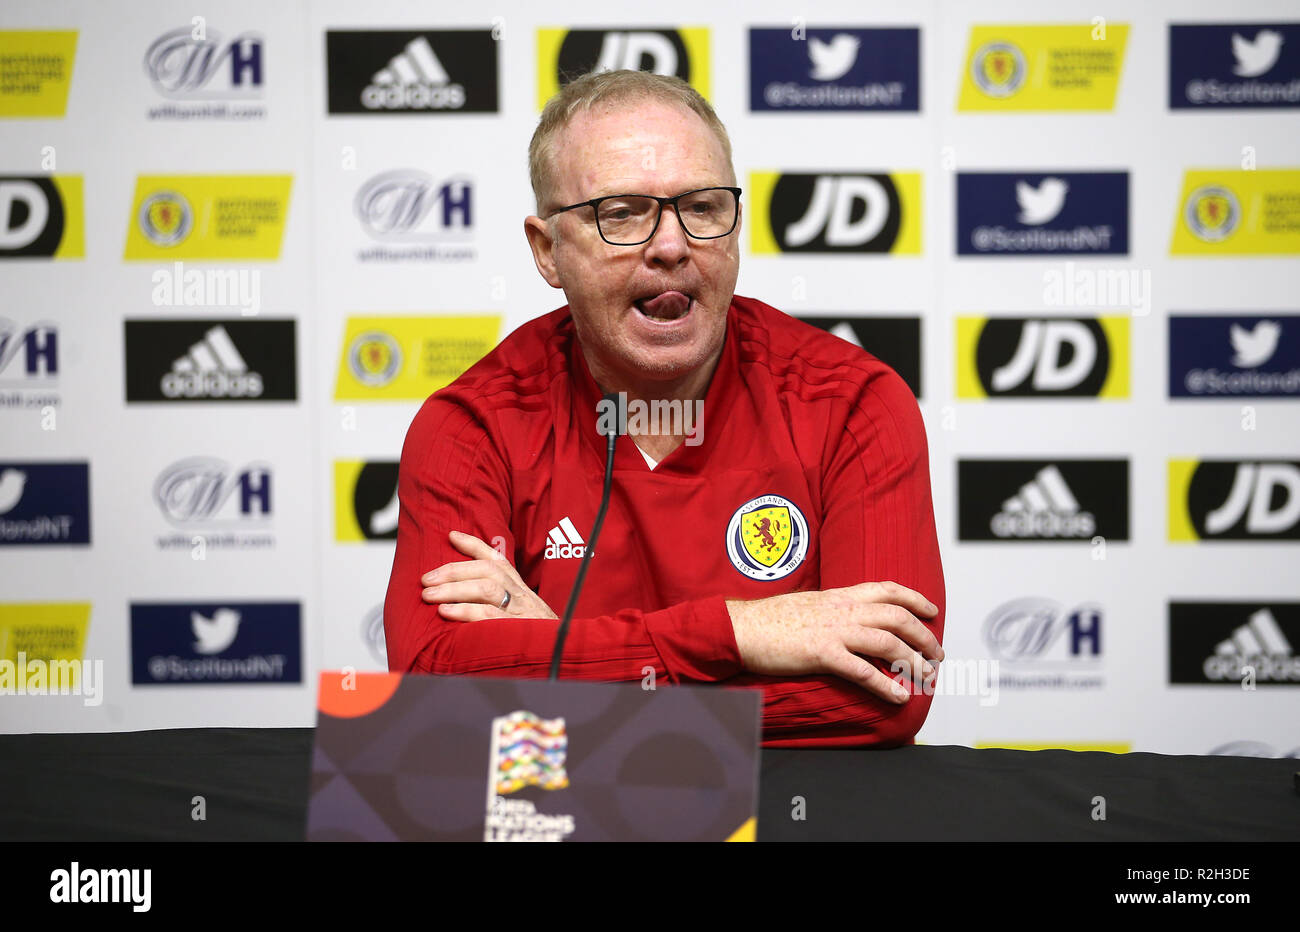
[1016,178,1069,225]
[1230,320,1281,368]
[808,34,860,81]
[0,469,27,516]
[192,608,241,655]
[1232,29,1283,77]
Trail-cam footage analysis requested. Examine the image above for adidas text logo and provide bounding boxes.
[160,325,263,398]
[363,37,465,110]
[543,517,586,560]
[992,465,1096,538]
[1204,609,1300,682]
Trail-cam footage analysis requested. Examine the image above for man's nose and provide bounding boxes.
[643,205,691,266]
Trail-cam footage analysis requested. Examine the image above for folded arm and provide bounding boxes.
[382,397,743,684]
[753,366,947,745]
[384,367,946,746]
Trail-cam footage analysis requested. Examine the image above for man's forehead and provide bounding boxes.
[552,100,729,199]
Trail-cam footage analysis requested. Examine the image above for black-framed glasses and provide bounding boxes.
[547,186,741,246]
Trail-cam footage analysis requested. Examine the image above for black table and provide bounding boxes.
[2,728,1296,842]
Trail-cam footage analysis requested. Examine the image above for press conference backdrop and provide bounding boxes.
[2,0,1298,757]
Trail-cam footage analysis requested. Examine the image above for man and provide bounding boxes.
[384,70,945,748]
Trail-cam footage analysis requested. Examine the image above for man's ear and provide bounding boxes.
[524,216,563,289]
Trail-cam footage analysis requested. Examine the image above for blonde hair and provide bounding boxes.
[528,70,734,214]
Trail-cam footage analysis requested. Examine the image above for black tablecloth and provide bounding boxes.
[2,728,1296,842]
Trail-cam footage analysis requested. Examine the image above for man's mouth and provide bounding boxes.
[634,291,693,322]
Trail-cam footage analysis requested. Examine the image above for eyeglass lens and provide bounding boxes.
[595,189,736,244]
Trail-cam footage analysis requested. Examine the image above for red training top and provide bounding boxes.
[383,295,946,747]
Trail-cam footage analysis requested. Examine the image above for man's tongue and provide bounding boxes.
[636,291,691,321]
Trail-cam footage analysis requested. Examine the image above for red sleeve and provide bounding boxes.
[383,396,744,684]
[756,364,946,748]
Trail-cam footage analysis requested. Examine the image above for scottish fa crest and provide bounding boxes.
[972,42,1026,97]
[139,191,193,246]
[726,494,810,580]
[1184,185,1240,242]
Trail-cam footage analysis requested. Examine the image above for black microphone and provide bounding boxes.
[548,392,621,680]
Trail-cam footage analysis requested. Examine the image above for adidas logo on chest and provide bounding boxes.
[543,516,587,560]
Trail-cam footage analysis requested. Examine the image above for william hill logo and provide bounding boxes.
[1170,23,1300,108]
[982,597,1105,690]
[958,23,1129,111]
[354,169,476,262]
[0,177,84,259]
[537,28,710,108]
[144,26,263,98]
[0,320,59,405]
[1169,460,1300,541]
[749,171,921,254]
[956,316,1129,398]
[956,172,1129,256]
[151,458,274,553]
[143,24,265,119]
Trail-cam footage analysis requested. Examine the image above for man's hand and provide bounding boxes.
[726,581,943,705]
[420,530,560,621]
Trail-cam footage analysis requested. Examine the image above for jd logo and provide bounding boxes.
[595,31,679,74]
[979,319,1107,396]
[771,174,901,252]
[354,462,399,540]
[558,30,691,83]
[1192,462,1300,539]
[0,179,64,255]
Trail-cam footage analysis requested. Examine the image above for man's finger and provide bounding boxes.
[424,560,498,583]
[437,602,506,622]
[848,602,944,662]
[849,580,939,619]
[423,579,507,607]
[422,558,513,588]
[823,650,910,704]
[449,530,507,561]
[840,627,932,682]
